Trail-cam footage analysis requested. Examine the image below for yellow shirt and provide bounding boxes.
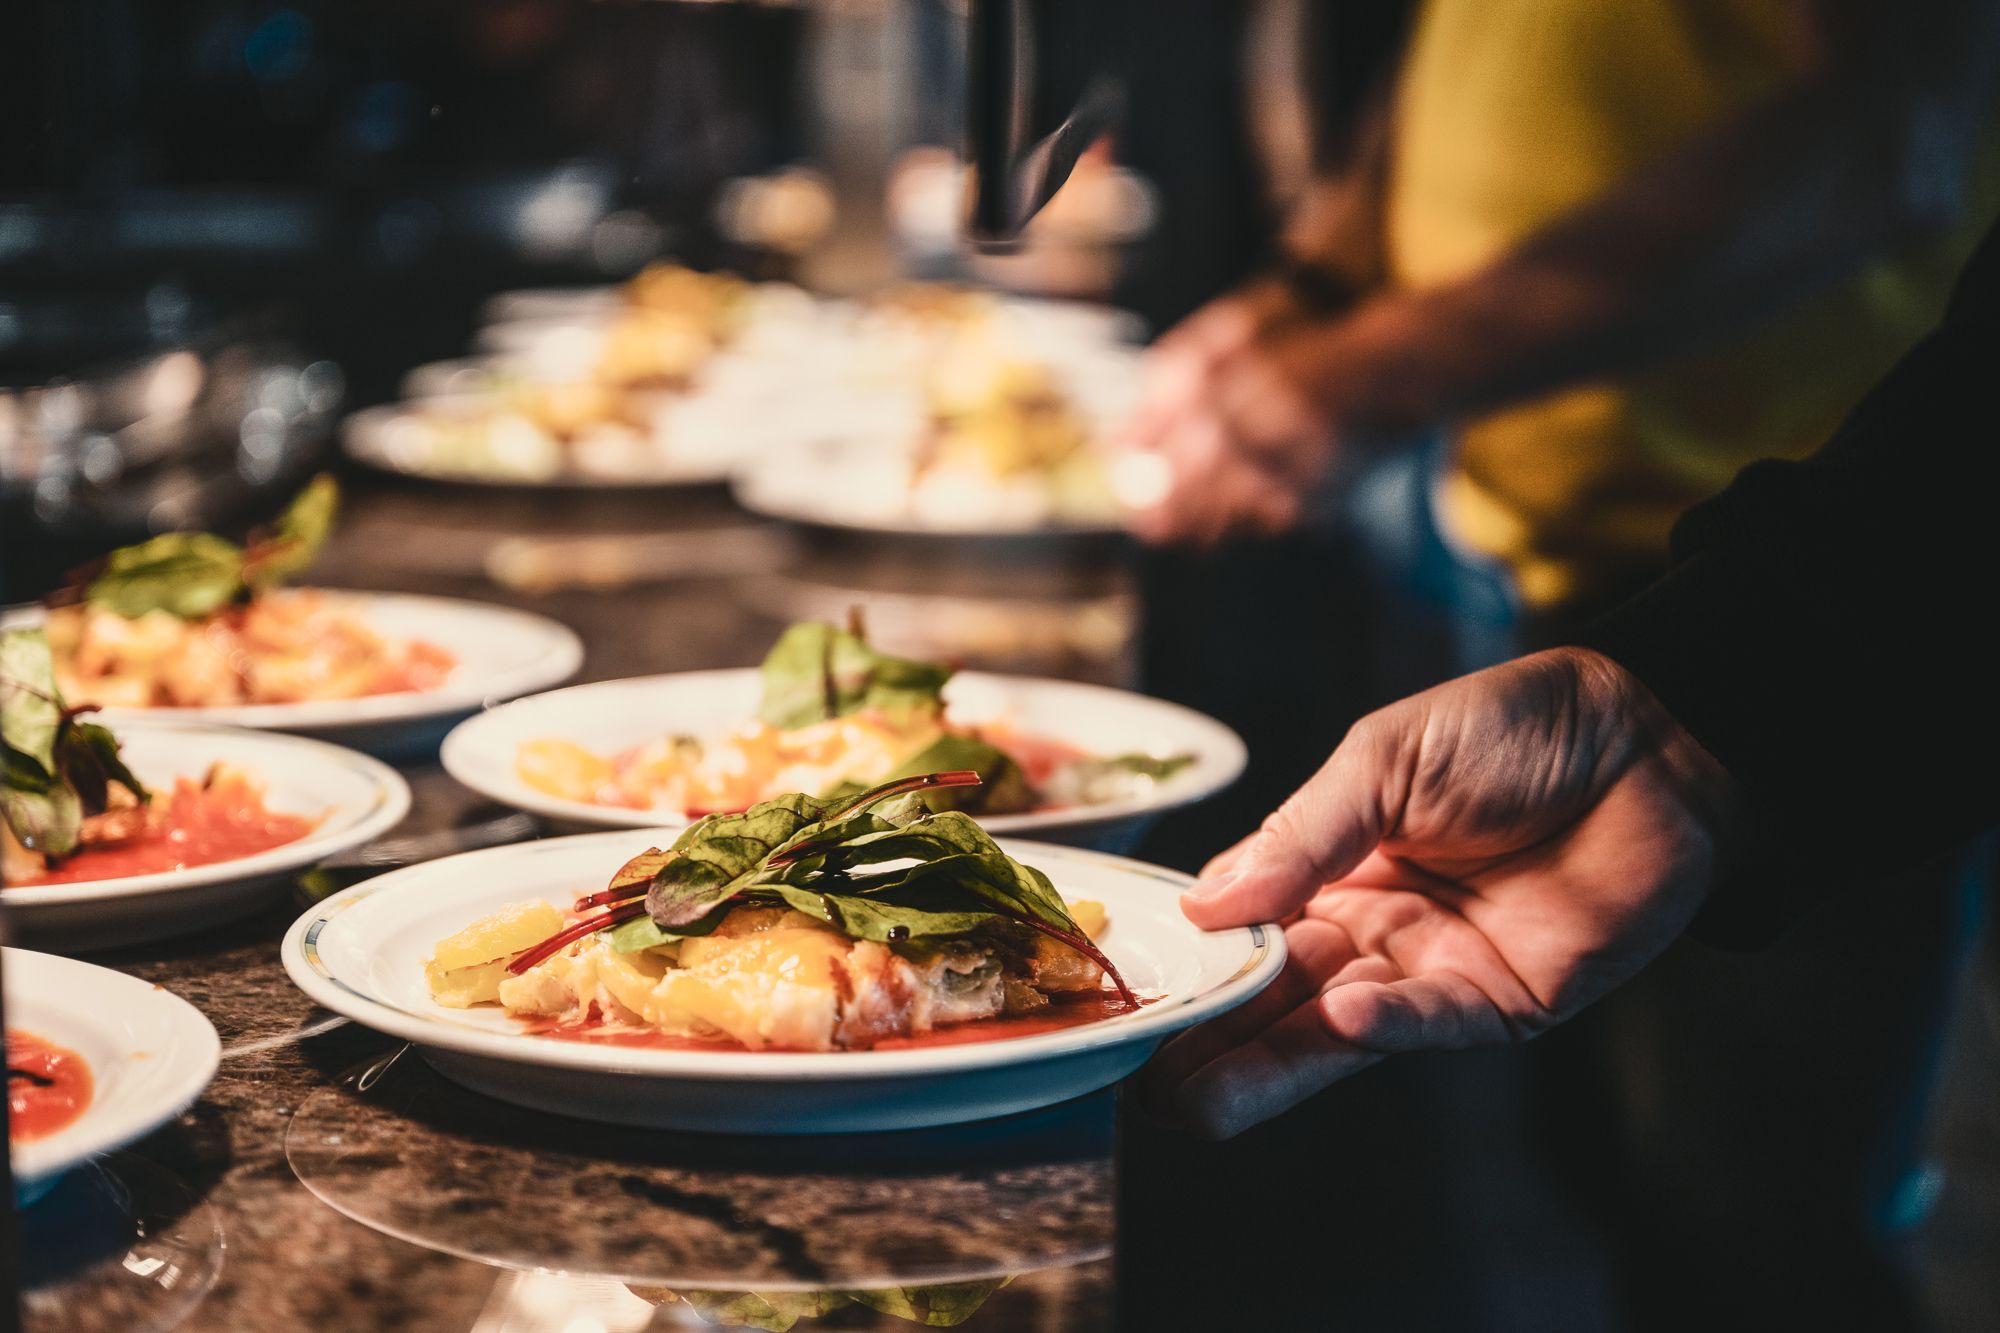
[1389,0,1998,608]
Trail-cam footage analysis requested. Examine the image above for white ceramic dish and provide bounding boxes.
[440,669,1245,850]
[342,403,735,491]
[732,437,1129,539]
[282,831,1283,1134]
[6,947,221,1201]
[1,721,410,950]
[3,592,584,758]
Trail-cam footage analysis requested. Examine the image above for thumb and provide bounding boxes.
[1180,712,1404,929]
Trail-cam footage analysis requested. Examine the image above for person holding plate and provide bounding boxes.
[1152,211,2000,1327]
[1117,3,2000,1327]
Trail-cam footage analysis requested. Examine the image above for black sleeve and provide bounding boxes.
[1582,220,2000,944]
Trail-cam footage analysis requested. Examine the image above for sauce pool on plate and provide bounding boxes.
[13,773,318,887]
[7,1030,94,1142]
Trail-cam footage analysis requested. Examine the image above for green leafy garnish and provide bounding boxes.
[0,629,63,770]
[0,628,149,858]
[1051,752,1198,806]
[865,733,1034,815]
[243,472,339,590]
[85,532,247,619]
[516,771,1134,1005]
[77,474,340,620]
[757,620,953,730]
[1096,752,1196,781]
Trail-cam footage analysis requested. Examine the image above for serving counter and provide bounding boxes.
[19,475,1133,1332]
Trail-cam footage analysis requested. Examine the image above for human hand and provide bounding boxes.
[1142,648,1739,1138]
[1117,277,1362,546]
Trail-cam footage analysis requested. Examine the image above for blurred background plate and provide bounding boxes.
[732,434,1128,538]
[1,592,584,758]
[341,402,735,491]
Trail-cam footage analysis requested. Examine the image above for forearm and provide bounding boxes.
[1300,18,1998,437]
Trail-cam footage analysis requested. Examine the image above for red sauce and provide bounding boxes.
[370,640,457,695]
[7,1030,93,1142]
[520,990,1151,1053]
[972,724,1090,791]
[13,774,318,887]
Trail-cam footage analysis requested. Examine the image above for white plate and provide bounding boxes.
[733,437,1128,539]
[1,722,411,950]
[342,403,735,491]
[282,831,1282,1134]
[3,592,584,757]
[440,670,1245,849]
[6,947,220,1197]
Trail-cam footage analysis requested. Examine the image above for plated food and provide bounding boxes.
[343,392,697,488]
[37,477,455,710]
[520,619,1185,819]
[1,627,317,889]
[0,649,409,948]
[443,619,1242,847]
[1,480,584,755]
[284,827,1282,1132]
[424,773,1133,1053]
[901,342,1124,530]
[732,332,1143,537]
[359,260,1146,501]
[348,264,792,487]
[6,946,221,1201]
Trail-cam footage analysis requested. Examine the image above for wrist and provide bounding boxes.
[1560,645,1746,889]
[1295,293,1450,440]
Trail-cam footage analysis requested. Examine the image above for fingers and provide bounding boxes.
[1318,974,1524,1051]
[1164,1000,1383,1140]
[1124,413,1225,543]
[1143,968,1510,1139]
[1180,717,1401,929]
[1124,286,1286,451]
[1176,456,1303,548]
[1119,284,1339,548]
[1142,917,1361,1094]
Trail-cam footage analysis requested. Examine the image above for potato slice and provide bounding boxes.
[1066,898,1107,939]
[430,899,565,973]
[425,958,511,1008]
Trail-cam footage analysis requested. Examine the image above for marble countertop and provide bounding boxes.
[15,477,1136,1332]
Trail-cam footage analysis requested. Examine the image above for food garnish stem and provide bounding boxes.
[998,910,1138,1009]
[831,769,983,819]
[507,902,647,975]
[820,631,838,720]
[766,771,986,868]
[572,886,647,912]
